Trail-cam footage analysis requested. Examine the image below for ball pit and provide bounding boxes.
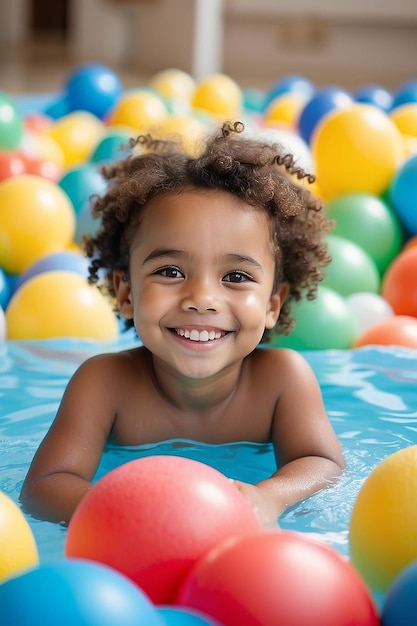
[65,456,260,604]
[349,445,417,593]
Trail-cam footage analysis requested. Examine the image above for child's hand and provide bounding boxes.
[232,479,281,529]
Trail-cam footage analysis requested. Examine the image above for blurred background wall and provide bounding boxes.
[1,0,416,92]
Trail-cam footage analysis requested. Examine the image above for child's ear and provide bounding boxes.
[265,282,290,329]
[113,270,134,319]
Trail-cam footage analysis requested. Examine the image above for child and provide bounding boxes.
[20,121,345,527]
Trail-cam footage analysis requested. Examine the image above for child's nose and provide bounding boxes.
[180,276,220,313]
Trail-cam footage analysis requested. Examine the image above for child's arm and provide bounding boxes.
[235,349,346,528]
[19,354,119,524]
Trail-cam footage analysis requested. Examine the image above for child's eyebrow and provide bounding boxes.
[143,249,183,265]
[225,254,264,272]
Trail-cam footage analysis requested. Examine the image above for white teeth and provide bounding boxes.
[176,329,223,342]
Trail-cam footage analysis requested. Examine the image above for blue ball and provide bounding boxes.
[0,558,164,626]
[15,251,90,290]
[392,79,417,109]
[382,561,417,626]
[59,163,107,215]
[43,93,70,120]
[264,74,314,110]
[354,84,393,112]
[297,86,353,144]
[158,606,224,625]
[0,266,11,309]
[65,63,123,119]
[389,153,417,235]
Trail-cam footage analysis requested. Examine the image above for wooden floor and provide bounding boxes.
[0,36,151,96]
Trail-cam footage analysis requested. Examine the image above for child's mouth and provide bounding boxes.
[172,328,227,342]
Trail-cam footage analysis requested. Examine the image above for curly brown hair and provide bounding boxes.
[84,121,333,343]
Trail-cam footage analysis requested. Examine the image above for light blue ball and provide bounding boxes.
[0,558,164,626]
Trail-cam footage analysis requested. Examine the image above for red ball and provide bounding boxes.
[65,455,260,604]
[176,530,379,626]
[354,315,417,348]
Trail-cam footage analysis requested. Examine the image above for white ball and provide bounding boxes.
[345,292,394,335]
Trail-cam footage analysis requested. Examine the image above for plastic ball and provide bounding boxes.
[322,235,380,296]
[157,606,224,626]
[47,111,105,168]
[312,103,404,198]
[192,74,242,118]
[5,271,118,340]
[297,86,353,145]
[353,315,417,348]
[58,163,107,215]
[325,193,403,276]
[16,251,90,290]
[89,128,131,164]
[108,89,168,133]
[0,558,164,626]
[263,92,308,128]
[0,267,11,309]
[44,92,70,120]
[345,292,394,335]
[349,445,417,593]
[176,530,379,626]
[264,74,314,110]
[0,91,23,150]
[392,79,417,108]
[65,63,123,119]
[354,84,393,112]
[74,199,100,244]
[381,246,417,316]
[0,151,26,181]
[153,114,207,155]
[65,455,260,604]
[390,102,417,138]
[0,174,75,274]
[271,286,358,350]
[149,68,196,105]
[382,560,417,626]
[0,490,39,583]
[388,153,417,234]
[248,126,314,174]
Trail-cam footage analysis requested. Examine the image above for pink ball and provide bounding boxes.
[65,455,260,603]
[176,530,379,626]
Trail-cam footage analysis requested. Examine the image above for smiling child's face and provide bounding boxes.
[115,188,287,380]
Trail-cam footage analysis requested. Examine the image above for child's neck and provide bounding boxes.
[149,355,243,414]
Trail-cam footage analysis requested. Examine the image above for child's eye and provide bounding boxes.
[223,271,252,283]
[155,266,184,279]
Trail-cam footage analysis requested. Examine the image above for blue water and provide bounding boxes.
[1,336,417,572]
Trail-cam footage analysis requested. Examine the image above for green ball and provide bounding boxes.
[325,193,403,276]
[322,234,380,297]
[0,91,23,150]
[271,286,358,350]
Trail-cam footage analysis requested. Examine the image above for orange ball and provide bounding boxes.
[381,247,417,316]
[354,315,417,348]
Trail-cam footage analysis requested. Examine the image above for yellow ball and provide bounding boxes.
[349,445,417,593]
[192,73,242,119]
[6,271,119,340]
[390,103,417,138]
[108,89,168,133]
[312,104,404,199]
[47,111,105,168]
[264,93,308,128]
[149,68,195,104]
[0,491,39,583]
[0,174,76,274]
[152,114,206,155]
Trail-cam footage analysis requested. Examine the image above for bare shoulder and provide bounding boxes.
[246,346,316,386]
[72,345,150,383]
